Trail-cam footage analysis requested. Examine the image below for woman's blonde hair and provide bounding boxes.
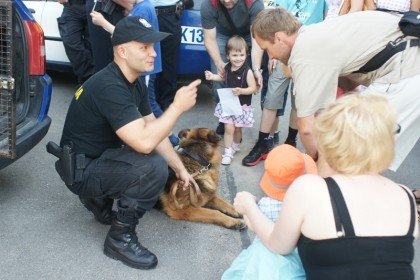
[251,8,301,43]
[313,94,396,174]
[225,35,248,56]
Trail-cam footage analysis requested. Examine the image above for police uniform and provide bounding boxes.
[61,61,167,221]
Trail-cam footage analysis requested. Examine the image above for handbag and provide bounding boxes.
[399,11,420,38]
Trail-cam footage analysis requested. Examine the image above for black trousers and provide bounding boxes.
[70,147,168,216]
[57,3,94,84]
[84,0,125,73]
[155,10,182,110]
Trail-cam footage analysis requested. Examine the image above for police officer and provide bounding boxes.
[57,0,94,85]
[59,17,201,269]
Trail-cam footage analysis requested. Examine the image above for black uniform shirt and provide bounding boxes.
[60,62,151,158]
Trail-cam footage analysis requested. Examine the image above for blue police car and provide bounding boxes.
[0,0,52,170]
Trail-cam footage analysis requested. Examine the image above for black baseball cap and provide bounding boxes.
[111,16,171,46]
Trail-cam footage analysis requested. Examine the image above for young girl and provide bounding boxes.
[205,35,257,165]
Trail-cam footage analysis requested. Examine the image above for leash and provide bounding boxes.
[170,143,215,209]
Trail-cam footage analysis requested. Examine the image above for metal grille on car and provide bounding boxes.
[0,0,16,158]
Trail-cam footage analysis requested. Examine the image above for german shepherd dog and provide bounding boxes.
[158,128,245,230]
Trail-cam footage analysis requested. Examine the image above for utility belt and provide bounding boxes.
[46,141,91,186]
[155,2,184,19]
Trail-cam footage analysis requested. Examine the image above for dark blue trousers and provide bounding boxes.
[57,2,94,84]
[70,147,168,220]
[85,0,125,73]
[155,11,182,110]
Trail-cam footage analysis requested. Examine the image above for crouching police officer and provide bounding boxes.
[53,16,201,269]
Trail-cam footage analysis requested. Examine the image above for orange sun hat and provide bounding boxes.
[260,144,318,200]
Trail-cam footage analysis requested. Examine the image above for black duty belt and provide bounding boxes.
[155,5,177,15]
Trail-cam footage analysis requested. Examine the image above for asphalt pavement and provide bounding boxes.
[0,71,418,279]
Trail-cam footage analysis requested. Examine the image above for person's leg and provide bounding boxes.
[144,75,178,146]
[366,74,420,171]
[284,108,298,147]
[210,34,229,135]
[78,147,167,269]
[155,12,181,111]
[242,63,290,166]
[222,123,235,165]
[232,127,242,153]
[146,75,164,118]
[57,4,94,84]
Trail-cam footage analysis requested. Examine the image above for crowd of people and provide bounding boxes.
[53,0,420,278]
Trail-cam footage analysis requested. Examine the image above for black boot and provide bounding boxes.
[104,219,158,269]
[79,197,116,225]
[242,140,270,167]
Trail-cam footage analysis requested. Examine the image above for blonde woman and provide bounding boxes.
[234,94,418,280]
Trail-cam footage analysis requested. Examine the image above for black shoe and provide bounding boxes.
[284,138,297,148]
[104,219,158,269]
[273,132,280,146]
[79,197,116,225]
[216,122,225,135]
[242,141,270,167]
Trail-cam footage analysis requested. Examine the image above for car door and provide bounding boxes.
[0,0,17,159]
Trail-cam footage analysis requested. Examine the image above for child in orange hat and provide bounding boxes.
[222,144,317,280]
[257,144,317,222]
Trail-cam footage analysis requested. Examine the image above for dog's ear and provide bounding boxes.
[205,129,221,144]
[178,129,191,140]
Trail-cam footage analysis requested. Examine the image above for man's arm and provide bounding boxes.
[411,0,420,11]
[297,115,317,160]
[116,80,201,154]
[91,11,115,34]
[203,28,226,75]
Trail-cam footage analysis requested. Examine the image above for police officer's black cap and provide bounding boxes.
[111,16,170,46]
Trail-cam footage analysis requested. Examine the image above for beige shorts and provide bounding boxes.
[365,73,420,171]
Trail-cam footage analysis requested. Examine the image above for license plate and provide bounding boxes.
[181,26,204,45]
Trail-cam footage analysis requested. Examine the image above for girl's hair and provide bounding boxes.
[313,94,396,175]
[251,8,302,43]
[225,35,249,56]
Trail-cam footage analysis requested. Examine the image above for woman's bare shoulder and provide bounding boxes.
[286,174,328,198]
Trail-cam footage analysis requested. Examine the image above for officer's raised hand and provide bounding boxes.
[171,79,201,113]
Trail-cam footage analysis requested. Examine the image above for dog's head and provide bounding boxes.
[178,128,221,145]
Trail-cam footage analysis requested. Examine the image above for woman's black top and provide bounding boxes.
[297,177,415,280]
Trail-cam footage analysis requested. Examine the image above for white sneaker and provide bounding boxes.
[221,154,233,165]
[232,143,240,155]
[222,147,234,165]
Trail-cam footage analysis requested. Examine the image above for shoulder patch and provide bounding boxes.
[75,86,83,100]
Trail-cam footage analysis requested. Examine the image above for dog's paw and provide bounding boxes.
[224,210,242,219]
[233,219,247,231]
